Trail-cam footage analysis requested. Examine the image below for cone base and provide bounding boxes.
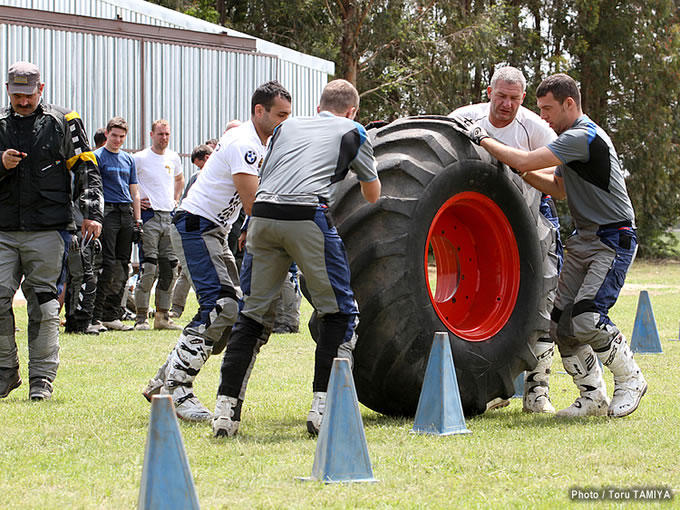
[410,426,471,436]
[296,476,379,484]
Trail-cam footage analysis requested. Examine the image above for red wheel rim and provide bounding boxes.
[425,191,520,341]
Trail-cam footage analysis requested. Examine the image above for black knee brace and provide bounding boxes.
[157,258,178,292]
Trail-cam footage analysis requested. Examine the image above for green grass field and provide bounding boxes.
[1,260,679,509]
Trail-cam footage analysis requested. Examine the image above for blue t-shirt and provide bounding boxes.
[94,147,138,203]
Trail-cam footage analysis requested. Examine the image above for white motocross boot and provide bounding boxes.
[596,333,647,418]
[142,377,164,402]
[523,339,556,413]
[307,392,327,436]
[163,384,212,422]
[556,346,609,417]
[142,356,170,402]
[163,332,213,422]
[213,395,240,438]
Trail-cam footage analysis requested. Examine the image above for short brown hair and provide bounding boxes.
[93,128,107,147]
[106,116,128,133]
[319,79,359,114]
[536,73,582,109]
[151,119,170,132]
[191,144,213,164]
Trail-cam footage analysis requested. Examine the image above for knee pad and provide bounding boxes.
[0,287,13,315]
[140,260,157,277]
[572,310,609,345]
[213,296,239,325]
[232,314,265,345]
[319,312,356,347]
[550,304,580,345]
[157,258,177,292]
[0,290,15,335]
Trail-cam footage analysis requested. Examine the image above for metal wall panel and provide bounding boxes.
[0,0,333,173]
[0,18,278,175]
[0,25,145,151]
[0,0,171,27]
[0,0,333,119]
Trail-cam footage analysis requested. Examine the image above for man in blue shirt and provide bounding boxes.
[92,117,141,331]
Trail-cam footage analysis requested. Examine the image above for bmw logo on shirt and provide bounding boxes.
[244,150,257,164]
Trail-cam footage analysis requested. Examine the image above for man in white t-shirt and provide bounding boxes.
[142,81,292,421]
[450,66,568,414]
[133,119,185,330]
[454,73,645,419]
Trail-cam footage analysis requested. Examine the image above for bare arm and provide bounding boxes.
[360,179,381,203]
[233,173,259,216]
[520,169,566,200]
[480,138,562,173]
[129,183,141,221]
[173,173,185,204]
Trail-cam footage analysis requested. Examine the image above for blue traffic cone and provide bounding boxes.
[411,332,471,436]
[138,395,200,510]
[300,358,377,483]
[512,372,525,398]
[630,290,663,354]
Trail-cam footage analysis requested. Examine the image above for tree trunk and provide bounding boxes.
[338,0,360,84]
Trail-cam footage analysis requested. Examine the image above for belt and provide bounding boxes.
[600,220,632,230]
[252,202,318,221]
[172,210,186,224]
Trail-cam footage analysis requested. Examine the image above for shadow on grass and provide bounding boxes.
[470,407,614,430]
[132,402,615,446]
[361,406,614,432]
[362,413,412,428]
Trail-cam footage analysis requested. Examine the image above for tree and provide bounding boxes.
[163,0,680,256]
[548,0,680,255]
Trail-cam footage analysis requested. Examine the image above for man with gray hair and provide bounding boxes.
[455,73,646,418]
[451,65,565,413]
[212,79,381,438]
[0,61,103,400]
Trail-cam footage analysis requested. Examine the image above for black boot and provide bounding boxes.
[0,367,21,398]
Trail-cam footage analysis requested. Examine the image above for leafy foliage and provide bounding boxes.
[154,0,680,257]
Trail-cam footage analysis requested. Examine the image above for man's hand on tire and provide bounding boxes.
[450,115,491,145]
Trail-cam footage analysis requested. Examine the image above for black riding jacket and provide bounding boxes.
[0,101,103,231]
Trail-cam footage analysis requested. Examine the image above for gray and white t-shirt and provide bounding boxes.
[548,115,635,230]
[256,111,378,206]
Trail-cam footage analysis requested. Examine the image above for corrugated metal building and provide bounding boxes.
[0,0,335,173]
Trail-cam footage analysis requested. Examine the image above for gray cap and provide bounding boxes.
[7,61,41,94]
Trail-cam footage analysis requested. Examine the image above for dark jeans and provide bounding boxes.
[92,203,133,322]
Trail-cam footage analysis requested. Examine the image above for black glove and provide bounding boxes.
[450,115,491,145]
[70,233,80,253]
[132,220,143,244]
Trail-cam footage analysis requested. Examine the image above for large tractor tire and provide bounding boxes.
[324,116,551,417]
